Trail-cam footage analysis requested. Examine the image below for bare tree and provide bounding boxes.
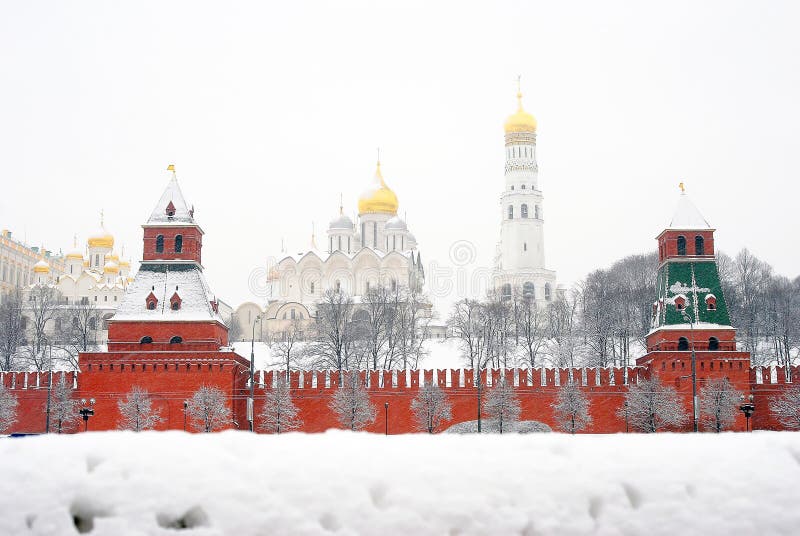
[27,285,61,355]
[0,384,18,432]
[361,285,391,370]
[258,376,302,433]
[552,381,592,434]
[699,378,741,432]
[770,386,800,430]
[226,312,244,343]
[49,374,79,434]
[393,285,429,370]
[483,376,521,434]
[516,290,546,368]
[54,299,101,370]
[329,372,375,431]
[117,386,163,431]
[269,317,303,381]
[620,377,686,433]
[311,289,355,386]
[411,382,452,433]
[186,386,231,432]
[0,288,25,371]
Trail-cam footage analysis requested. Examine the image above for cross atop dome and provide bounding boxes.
[504,77,537,134]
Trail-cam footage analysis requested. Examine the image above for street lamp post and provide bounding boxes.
[681,309,699,433]
[79,398,96,432]
[739,394,755,432]
[384,402,389,436]
[249,315,262,432]
[183,401,188,431]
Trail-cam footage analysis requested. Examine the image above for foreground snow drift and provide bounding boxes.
[1,432,799,536]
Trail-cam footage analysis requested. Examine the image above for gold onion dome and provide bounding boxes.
[104,261,119,274]
[358,161,399,215]
[105,252,120,264]
[33,260,50,274]
[88,226,114,249]
[504,92,537,133]
[66,249,84,261]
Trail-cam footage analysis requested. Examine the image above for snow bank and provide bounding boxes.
[2,432,799,535]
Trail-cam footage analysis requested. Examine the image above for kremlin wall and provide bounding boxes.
[1,169,798,435]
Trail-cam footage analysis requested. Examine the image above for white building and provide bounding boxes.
[24,218,134,341]
[493,89,557,302]
[236,160,425,340]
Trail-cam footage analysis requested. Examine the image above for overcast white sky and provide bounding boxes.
[1,1,798,315]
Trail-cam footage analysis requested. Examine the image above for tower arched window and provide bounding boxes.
[156,235,164,253]
[140,336,153,344]
[501,284,512,300]
[677,236,686,256]
[678,337,689,351]
[335,280,341,293]
[521,184,526,190]
[174,234,183,253]
[521,204,528,218]
[310,281,315,294]
[291,309,296,320]
[708,337,719,351]
[544,283,552,301]
[508,205,514,220]
[523,282,535,298]
[170,336,183,344]
[695,235,705,256]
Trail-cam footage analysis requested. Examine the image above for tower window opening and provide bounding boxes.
[310,281,315,294]
[140,336,153,344]
[544,283,552,301]
[534,205,540,219]
[174,234,183,253]
[521,204,528,218]
[678,337,689,351]
[156,235,164,253]
[291,309,296,320]
[695,235,705,256]
[170,336,183,344]
[508,205,514,219]
[677,235,687,256]
[171,301,180,311]
[511,185,514,191]
[501,284,512,300]
[338,236,342,251]
[521,184,526,190]
[524,242,527,252]
[523,282,534,298]
[708,337,719,351]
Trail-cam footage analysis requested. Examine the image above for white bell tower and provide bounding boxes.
[494,82,557,302]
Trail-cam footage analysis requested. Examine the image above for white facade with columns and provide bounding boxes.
[494,91,557,302]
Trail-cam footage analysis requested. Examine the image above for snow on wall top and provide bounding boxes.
[667,193,711,230]
[111,264,222,323]
[146,176,196,226]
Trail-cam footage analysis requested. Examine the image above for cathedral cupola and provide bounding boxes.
[358,160,398,215]
[504,91,537,134]
[328,198,355,254]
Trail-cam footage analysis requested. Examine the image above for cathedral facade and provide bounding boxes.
[493,89,557,303]
[237,160,425,340]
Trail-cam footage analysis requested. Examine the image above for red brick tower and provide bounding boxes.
[78,169,250,431]
[637,187,751,430]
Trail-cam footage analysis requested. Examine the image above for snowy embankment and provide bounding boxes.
[2,432,799,536]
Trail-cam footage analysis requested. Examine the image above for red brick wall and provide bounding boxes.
[646,328,737,352]
[657,230,715,263]
[142,226,203,264]
[108,321,228,350]
[750,365,800,431]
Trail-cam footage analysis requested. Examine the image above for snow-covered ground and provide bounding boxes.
[2,431,799,535]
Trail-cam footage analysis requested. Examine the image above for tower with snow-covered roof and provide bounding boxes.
[493,86,557,302]
[108,168,227,351]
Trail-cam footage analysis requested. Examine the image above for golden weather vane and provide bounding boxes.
[679,181,685,193]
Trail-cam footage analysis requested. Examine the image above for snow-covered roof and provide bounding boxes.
[280,247,414,264]
[146,176,196,226]
[386,216,408,231]
[667,193,711,230]
[111,265,222,323]
[328,213,354,231]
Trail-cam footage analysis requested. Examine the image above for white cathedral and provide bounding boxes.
[236,161,425,339]
[493,89,557,302]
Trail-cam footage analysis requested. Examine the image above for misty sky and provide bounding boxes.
[1,1,798,316]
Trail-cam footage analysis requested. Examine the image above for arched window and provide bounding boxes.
[290,309,296,320]
[140,336,153,344]
[501,283,512,300]
[310,282,315,294]
[174,235,183,253]
[523,281,535,298]
[678,337,689,351]
[544,283,552,301]
[391,279,397,292]
[523,242,527,252]
[534,205,540,219]
[170,336,183,344]
[708,337,719,351]
[171,301,180,311]
[674,296,686,311]
[72,316,79,328]
[147,300,157,310]
[508,205,514,219]
[521,184,526,190]
[677,236,686,256]
[705,295,717,311]
[521,204,528,218]
[156,235,164,253]
[695,235,705,256]
[335,280,341,293]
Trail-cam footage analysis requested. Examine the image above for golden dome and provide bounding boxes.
[358,162,399,215]
[504,92,537,133]
[105,252,120,264]
[66,250,84,261]
[33,260,50,274]
[104,261,119,274]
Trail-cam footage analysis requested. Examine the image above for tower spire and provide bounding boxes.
[167,164,176,179]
